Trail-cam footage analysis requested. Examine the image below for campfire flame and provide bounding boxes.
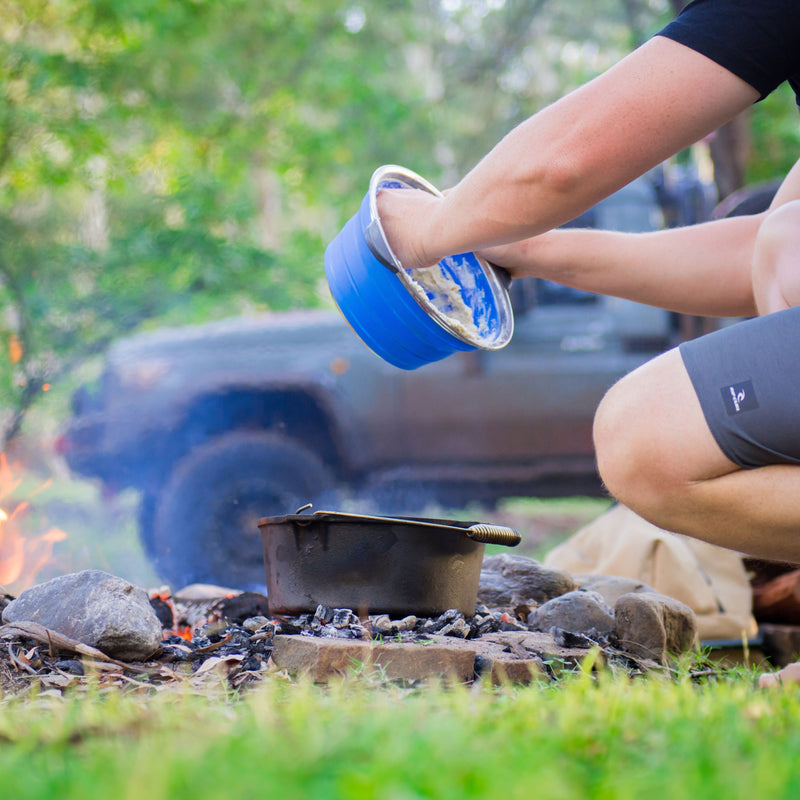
[151,588,194,641]
[0,454,68,593]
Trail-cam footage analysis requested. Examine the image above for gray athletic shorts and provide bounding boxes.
[679,305,800,469]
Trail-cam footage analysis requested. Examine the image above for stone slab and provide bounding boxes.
[272,635,475,683]
[271,633,550,684]
[371,641,475,683]
[421,634,546,685]
[480,631,597,664]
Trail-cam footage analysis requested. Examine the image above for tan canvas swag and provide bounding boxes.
[544,504,758,642]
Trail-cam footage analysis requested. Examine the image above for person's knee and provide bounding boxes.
[593,377,670,513]
[593,364,699,525]
[752,200,800,314]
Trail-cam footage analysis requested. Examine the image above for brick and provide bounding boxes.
[272,635,474,683]
[371,642,474,682]
[484,656,544,685]
[272,636,372,682]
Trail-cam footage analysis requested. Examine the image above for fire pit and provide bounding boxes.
[258,509,521,617]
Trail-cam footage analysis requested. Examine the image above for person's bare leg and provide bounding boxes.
[594,348,800,561]
[750,202,800,685]
[752,200,800,314]
[593,348,800,687]
[758,663,800,688]
[595,350,800,687]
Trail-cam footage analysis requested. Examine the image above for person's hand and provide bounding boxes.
[376,187,443,271]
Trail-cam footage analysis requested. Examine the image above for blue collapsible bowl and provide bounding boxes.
[324,165,513,370]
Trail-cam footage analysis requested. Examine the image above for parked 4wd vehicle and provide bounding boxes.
[59,172,720,590]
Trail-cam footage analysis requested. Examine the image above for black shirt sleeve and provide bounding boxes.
[657,0,800,104]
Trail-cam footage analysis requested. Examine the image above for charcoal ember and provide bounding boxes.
[314,605,334,625]
[159,643,192,663]
[216,627,252,655]
[149,596,175,629]
[198,620,230,640]
[164,634,199,649]
[497,613,528,632]
[353,622,371,640]
[395,616,418,632]
[243,616,270,633]
[190,633,213,649]
[54,659,84,675]
[211,592,270,625]
[332,608,358,628]
[418,618,437,635]
[248,637,273,657]
[370,614,394,636]
[474,603,491,616]
[439,618,470,638]
[552,628,600,649]
[240,654,262,672]
[469,614,499,637]
[425,609,463,633]
[321,625,365,640]
[251,621,277,638]
[585,628,612,647]
[275,618,305,635]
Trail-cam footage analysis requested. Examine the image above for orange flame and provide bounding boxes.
[0,454,68,593]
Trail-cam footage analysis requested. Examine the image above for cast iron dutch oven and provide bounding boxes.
[258,509,521,617]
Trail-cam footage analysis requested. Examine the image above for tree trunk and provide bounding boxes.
[707,113,751,201]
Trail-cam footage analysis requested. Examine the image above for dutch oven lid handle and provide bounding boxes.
[294,508,521,548]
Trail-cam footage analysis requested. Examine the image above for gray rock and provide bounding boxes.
[2,570,162,661]
[527,590,615,635]
[575,574,656,606]
[478,553,575,607]
[613,592,697,663]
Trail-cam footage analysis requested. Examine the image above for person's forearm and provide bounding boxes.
[481,214,763,318]
[378,37,758,271]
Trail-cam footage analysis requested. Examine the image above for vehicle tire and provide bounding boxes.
[151,430,337,590]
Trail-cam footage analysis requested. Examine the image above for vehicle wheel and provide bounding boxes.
[151,430,337,590]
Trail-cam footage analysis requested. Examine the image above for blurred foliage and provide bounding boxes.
[749,83,800,184]
[0,0,797,446]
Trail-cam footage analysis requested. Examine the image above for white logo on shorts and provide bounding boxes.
[721,380,758,416]
[730,386,746,412]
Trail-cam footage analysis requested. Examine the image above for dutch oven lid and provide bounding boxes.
[257,508,521,547]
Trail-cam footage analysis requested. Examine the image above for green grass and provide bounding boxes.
[1,668,799,800]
